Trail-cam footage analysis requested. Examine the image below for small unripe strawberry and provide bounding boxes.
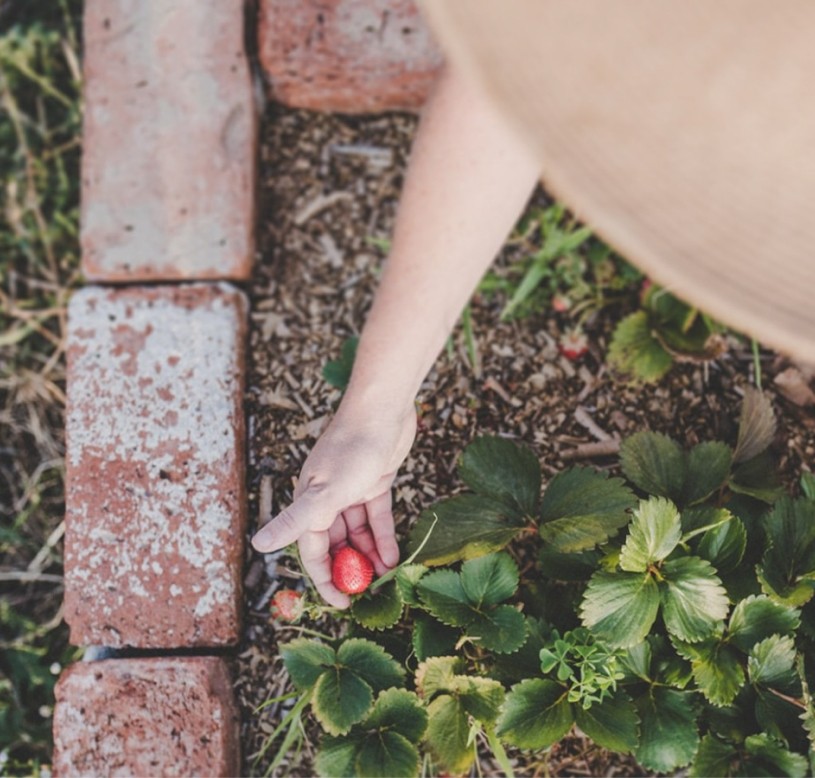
[270,589,305,622]
[552,294,572,313]
[559,329,589,360]
[331,547,374,595]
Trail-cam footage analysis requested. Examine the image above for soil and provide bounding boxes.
[237,104,815,776]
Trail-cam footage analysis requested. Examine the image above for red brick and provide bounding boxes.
[64,284,247,648]
[53,657,239,777]
[259,0,444,113]
[81,0,256,282]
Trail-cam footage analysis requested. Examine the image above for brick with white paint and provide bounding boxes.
[64,284,247,648]
[81,0,256,281]
[53,657,240,777]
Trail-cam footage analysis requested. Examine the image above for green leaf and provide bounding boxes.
[312,668,375,735]
[316,733,362,778]
[743,734,808,778]
[363,688,427,743]
[455,675,506,725]
[635,687,699,773]
[580,571,660,648]
[280,639,335,691]
[748,635,798,689]
[425,695,479,773]
[356,731,420,778]
[412,616,458,662]
[323,336,359,391]
[351,580,403,630]
[619,497,682,572]
[731,451,785,503]
[406,495,525,566]
[728,595,800,653]
[496,679,573,749]
[801,472,815,500]
[337,638,405,694]
[459,552,519,608]
[697,514,746,573]
[458,436,541,515]
[539,467,636,552]
[467,606,528,654]
[415,656,461,700]
[573,690,639,753]
[660,556,729,642]
[734,387,777,463]
[394,563,428,606]
[684,441,732,504]
[619,431,686,501]
[690,734,738,778]
[608,310,674,383]
[416,569,475,627]
[673,637,745,707]
[538,548,600,580]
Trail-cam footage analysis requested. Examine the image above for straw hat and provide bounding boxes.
[418,0,815,362]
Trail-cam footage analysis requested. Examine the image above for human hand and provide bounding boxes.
[250,402,417,608]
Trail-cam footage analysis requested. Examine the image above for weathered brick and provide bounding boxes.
[64,284,247,648]
[259,0,444,113]
[53,657,240,777]
[81,0,256,281]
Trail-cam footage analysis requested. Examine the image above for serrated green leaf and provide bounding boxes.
[608,310,674,383]
[684,441,733,504]
[697,514,746,573]
[394,563,428,606]
[689,734,739,778]
[467,606,528,654]
[416,569,475,627]
[539,467,636,552]
[748,635,798,689]
[496,679,573,749]
[731,451,784,503]
[539,548,600,580]
[424,696,474,773]
[673,637,744,707]
[755,687,807,750]
[620,641,653,682]
[363,688,427,743]
[458,435,541,515]
[619,431,686,501]
[661,556,729,642]
[406,495,525,566]
[412,616,458,662]
[744,734,808,778]
[734,387,777,463]
[573,690,639,753]
[280,639,335,691]
[728,595,800,653]
[316,733,362,778]
[580,571,660,648]
[635,687,699,773]
[619,497,682,572]
[455,675,506,725]
[356,731,420,778]
[460,552,519,608]
[312,668,374,735]
[416,656,462,699]
[337,638,405,693]
[351,579,404,630]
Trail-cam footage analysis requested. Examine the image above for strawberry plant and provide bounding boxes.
[270,388,815,777]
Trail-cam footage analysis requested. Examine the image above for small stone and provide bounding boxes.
[258,0,444,113]
[52,658,239,777]
[81,0,256,280]
[64,284,248,648]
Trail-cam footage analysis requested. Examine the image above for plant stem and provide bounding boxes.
[752,339,763,390]
[486,727,515,778]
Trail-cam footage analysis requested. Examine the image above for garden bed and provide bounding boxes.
[237,105,815,776]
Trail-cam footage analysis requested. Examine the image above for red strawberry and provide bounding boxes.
[331,547,374,595]
[270,589,305,622]
[559,329,589,360]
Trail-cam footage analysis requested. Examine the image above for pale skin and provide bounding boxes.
[251,65,541,608]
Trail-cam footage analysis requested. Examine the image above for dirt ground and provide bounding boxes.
[236,104,815,776]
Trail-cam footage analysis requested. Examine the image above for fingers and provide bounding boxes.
[299,529,350,609]
[365,491,400,568]
[342,504,387,576]
[251,491,332,553]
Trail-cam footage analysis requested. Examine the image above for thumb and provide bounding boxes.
[251,495,330,553]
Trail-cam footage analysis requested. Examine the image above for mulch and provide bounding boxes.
[237,104,815,776]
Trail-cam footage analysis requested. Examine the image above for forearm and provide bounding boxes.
[341,66,540,419]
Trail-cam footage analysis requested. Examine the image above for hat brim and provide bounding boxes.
[420,0,815,362]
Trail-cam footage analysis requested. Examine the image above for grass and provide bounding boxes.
[0,0,84,772]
